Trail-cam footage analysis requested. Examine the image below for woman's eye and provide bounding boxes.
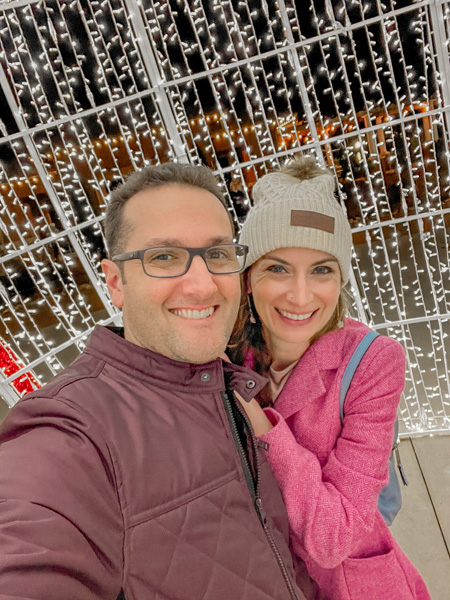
[314,265,332,275]
[267,264,286,274]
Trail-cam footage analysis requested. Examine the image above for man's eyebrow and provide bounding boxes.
[142,236,234,248]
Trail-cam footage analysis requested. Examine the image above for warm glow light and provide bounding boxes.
[0,0,448,437]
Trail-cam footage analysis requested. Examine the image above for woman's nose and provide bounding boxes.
[287,280,313,306]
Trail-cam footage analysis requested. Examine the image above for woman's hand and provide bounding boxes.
[234,391,273,436]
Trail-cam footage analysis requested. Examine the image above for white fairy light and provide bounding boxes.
[0,0,449,434]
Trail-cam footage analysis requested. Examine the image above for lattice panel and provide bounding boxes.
[0,0,449,435]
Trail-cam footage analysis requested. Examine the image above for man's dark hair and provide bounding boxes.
[104,162,229,258]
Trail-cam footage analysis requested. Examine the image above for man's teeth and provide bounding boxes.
[278,309,313,321]
[171,307,215,319]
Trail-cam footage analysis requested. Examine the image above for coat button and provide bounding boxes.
[246,380,256,389]
[201,372,210,382]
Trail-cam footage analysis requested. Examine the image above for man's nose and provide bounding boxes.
[180,255,219,296]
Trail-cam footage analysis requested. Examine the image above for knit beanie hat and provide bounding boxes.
[239,162,353,283]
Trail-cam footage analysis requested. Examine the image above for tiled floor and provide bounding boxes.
[390,435,450,599]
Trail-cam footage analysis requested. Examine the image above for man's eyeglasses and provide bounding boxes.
[112,244,248,278]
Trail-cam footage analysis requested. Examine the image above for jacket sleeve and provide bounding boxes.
[0,395,124,599]
[258,338,405,569]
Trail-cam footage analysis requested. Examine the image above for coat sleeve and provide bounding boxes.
[0,395,124,599]
[258,338,405,569]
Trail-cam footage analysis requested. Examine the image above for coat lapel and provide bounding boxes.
[273,327,348,420]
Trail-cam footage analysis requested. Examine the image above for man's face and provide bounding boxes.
[102,184,241,364]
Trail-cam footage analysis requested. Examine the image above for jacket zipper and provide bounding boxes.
[221,391,298,600]
[221,391,255,497]
[253,450,298,600]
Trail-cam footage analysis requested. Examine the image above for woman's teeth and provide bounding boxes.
[278,309,313,321]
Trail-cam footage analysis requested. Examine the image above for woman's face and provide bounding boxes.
[248,247,342,356]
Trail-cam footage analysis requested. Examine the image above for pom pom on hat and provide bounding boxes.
[239,160,353,283]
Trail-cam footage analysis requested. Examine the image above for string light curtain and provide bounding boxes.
[0,0,449,436]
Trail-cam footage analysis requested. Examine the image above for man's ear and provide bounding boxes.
[101,259,125,308]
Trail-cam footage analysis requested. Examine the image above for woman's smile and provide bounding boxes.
[275,307,316,323]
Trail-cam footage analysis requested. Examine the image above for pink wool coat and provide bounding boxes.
[253,319,430,600]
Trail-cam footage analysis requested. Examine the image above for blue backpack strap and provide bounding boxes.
[339,330,380,423]
[339,329,406,525]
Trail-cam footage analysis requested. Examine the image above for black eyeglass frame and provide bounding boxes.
[112,244,249,278]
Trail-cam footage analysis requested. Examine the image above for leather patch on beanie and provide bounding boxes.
[290,210,335,234]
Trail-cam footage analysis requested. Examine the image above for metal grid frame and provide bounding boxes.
[0,0,449,435]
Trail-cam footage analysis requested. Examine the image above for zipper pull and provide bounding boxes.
[255,497,268,526]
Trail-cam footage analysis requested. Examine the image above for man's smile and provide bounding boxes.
[169,306,216,320]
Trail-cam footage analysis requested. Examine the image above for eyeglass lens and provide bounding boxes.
[142,245,246,277]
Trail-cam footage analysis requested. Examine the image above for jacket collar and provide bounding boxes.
[84,326,267,398]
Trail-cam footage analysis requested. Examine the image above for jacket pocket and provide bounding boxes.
[342,549,414,600]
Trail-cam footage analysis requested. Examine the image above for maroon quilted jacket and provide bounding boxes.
[0,326,310,600]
